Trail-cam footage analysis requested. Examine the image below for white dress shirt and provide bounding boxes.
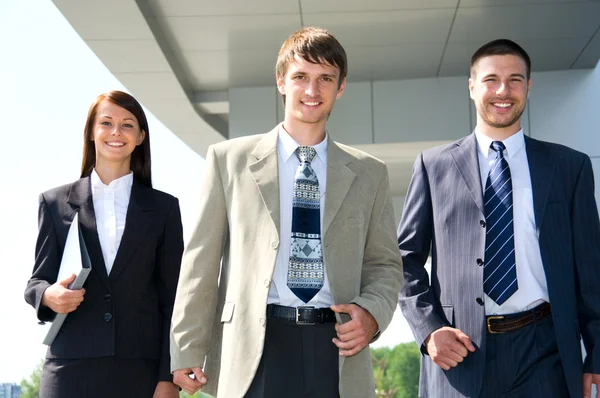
[475,129,549,315]
[91,169,133,275]
[267,125,333,308]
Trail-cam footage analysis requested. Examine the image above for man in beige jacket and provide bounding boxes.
[170,27,403,398]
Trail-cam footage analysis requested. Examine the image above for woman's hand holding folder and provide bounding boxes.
[41,273,86,314]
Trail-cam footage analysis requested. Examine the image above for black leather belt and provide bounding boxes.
[266,304,337,325]
[486,302,551,334]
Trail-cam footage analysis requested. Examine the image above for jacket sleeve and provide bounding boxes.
[397,153,449,352]
[156,198,184,381]
[24,193,61,323]
[572,155,600,373]
[170,145,229,372]
[350,162,404,336]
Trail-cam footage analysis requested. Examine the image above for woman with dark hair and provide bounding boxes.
[25,90,183,397]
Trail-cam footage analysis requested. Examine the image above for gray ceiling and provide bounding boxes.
[53,0,600,162]
[144,0,600,91]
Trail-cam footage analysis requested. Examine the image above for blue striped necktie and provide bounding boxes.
[287,146,324,303]
[483,141,518,305]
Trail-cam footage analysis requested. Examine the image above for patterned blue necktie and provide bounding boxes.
[483,141,518,305]
[287,146,324,303]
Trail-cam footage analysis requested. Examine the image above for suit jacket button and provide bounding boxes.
[104,313,112,322]
[259,318,266,326]
[476,258,484,266]
[264,280,271,288]
[104,294,112,302]
[271,241,279,249]
[476,298,484,306]
[480,220,486,228]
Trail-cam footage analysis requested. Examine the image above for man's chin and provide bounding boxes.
[484,114,523,130]
[297,116,328,124]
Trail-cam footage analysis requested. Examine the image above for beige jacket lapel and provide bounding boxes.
[248,129,357,239]
[247,129,357,252]
[323,139,356,237]
[248,127,281,241]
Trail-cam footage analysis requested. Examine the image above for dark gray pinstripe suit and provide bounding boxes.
[398,133,600,397]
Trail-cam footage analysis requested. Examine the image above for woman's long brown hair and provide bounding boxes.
[80,90,152,187]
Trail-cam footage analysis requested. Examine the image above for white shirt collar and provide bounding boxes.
[91,169,134,192]
[474,128,525,160]
[277,123,328,165]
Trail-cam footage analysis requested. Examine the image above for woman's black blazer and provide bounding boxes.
[24,176,184,381]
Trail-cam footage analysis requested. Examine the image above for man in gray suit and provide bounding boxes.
[398,39,600,397]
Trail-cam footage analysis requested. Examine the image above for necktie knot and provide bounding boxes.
[490,141,506,157]
[296,146,317,164]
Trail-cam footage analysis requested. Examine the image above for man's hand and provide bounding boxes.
[173,367,207,395]
[152,381,179,398]
[41,273,85,314]
[425,326,475,370]
[583,372,600,398]
[331,303,379,357]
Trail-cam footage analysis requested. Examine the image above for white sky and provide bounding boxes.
[0,0,414,383]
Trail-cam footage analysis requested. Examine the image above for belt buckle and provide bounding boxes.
[486,315,505,334]
[296,306,315,325]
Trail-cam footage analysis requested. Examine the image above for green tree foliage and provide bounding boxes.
[372,343,420,398]
[20,359,43,398]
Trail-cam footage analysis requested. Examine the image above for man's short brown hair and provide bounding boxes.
[275,26,347,85]
[471,39,531,79]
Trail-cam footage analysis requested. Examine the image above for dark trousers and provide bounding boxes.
[245,317,340,398]
[478,315,569,398]
[40,357,158,398]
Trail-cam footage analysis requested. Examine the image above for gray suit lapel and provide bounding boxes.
[451,133,485,215]
[67,177,110,289]
[323,140,356,237]
[248,127,281,240]
[525,136,555,230]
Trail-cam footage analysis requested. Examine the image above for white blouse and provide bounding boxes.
[90,169,133,275]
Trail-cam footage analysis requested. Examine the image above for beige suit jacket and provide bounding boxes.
[171,126,403,398]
